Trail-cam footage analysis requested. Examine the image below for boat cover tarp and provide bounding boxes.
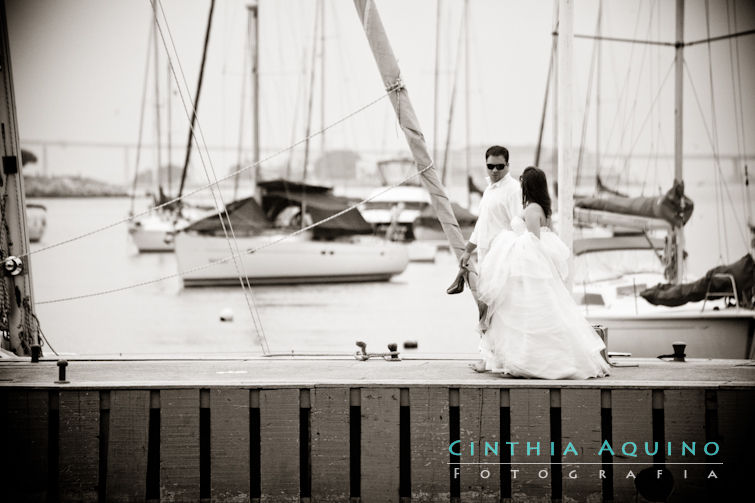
[264,191,373,236]
[575,179,694,227]
[184,197,272,234]
[640,253,755,308]
[415,202,477,227]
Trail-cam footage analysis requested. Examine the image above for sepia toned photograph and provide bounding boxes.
[0,0,753,501]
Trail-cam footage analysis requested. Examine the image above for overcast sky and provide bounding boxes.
[6,0,755,181]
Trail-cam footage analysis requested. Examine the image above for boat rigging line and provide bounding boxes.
[19,93,393,262]
[150,0,271,353]
[683,60,750,253]
[34,161,434,306]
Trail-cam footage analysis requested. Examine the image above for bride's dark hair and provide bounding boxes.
[520,166,552,218]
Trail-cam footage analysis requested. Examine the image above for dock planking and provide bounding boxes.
[409,387,450,502]
[509,388,551,502]
[611,389,653,501]
[664,389,707,503]
[159,389,200,503]
[561,389,602,503]
[210,388,250,503]
[360,387,400,503]
[311,387,350,502]
[0,357,752,501]
[459,387,500,502]
[106,390,149,503]
[59,391,99,503]
[259,388,300,502]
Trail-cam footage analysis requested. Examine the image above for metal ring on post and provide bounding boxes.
[3,256,23,276]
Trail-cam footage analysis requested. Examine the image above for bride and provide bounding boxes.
[476,166,610,379]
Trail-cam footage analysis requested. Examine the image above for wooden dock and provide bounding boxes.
[1,356,753,502]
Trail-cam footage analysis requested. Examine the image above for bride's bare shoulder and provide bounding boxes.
[523,203,545,219]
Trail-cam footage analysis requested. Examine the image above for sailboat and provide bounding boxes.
[129,0,213,253]
[174,1,409,286]
[548,0,755,358]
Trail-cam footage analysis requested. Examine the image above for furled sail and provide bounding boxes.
[640,253,755,308]
[575,179,694,227]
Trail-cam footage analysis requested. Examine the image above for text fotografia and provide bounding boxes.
[448,440,720,458]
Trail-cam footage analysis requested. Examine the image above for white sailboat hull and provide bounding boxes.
[129,214,175,252]
[175,231,410,286]
[26,204,46,243]
[588,308,754,359]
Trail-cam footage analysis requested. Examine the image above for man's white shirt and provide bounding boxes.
[469,173,522,264]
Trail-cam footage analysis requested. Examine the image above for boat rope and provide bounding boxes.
[34,161,434,306]
[575,7,601,188]
[598,2,650,187]
[705,0,729,263]
[19,94,392,261]
[684,60,749,252]
[610,60,675,174]
[150,0,269,353]
[726,0,752,234]
[614,0,658,192]
[128,24,154,217]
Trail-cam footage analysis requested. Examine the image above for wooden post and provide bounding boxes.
[557,0,574,290]
[0,1,37,356]
[353,0,481,306]
[673,0,685,283]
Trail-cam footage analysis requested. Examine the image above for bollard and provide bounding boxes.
[30,344,41,363]
[672,342,687,362]
[55,359,69,384]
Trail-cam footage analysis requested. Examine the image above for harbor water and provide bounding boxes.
[29,182,751,357]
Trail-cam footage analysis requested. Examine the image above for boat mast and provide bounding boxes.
[595,0,601,187]
[176,0,216,201]
[464,0,471,208]
[152,2,162,199]
[673,0,685,283]
[319,0,326,156]
[301,1,320,183]
[433,0,442,167]
[250,2,260,202]
[353,0,482,308]
[557,0,574,289]
[0,1,38,356]
[167,60,172,194]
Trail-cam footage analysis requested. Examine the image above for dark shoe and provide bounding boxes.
[446,268,466,294]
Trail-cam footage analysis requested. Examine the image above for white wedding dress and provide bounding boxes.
[477,215,610,379]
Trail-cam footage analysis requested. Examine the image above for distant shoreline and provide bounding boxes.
[24,175,128,198]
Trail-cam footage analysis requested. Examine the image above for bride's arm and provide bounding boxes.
[523,205,542,239]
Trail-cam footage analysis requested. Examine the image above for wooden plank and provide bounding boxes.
[611,389,652,501]
[260,388,299,502]
[716,390,755,500]
[311,387,350,502]
[361,387,400,503]
[410,387,450,502]
[106,390,149,502]
[510,389,550,502]
[59,391,99,502]
[210,388,250,503]
[459,388,500,502]
[160,389,200,502]
[561,389,602,503]
[1,390,49,502]
[664,389,706,502]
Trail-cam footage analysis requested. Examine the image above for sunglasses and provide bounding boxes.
[487,163,508,171]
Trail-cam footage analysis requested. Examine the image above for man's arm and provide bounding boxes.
[459,240,477,267]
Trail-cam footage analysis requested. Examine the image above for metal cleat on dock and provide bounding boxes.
[354,341,401,361]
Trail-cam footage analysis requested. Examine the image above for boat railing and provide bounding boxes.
[701,273,740,313]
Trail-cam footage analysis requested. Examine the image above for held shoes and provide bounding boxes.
[446,267,467,295]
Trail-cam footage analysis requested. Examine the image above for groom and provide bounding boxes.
[457,146,521,372]
[459,145,522,272]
